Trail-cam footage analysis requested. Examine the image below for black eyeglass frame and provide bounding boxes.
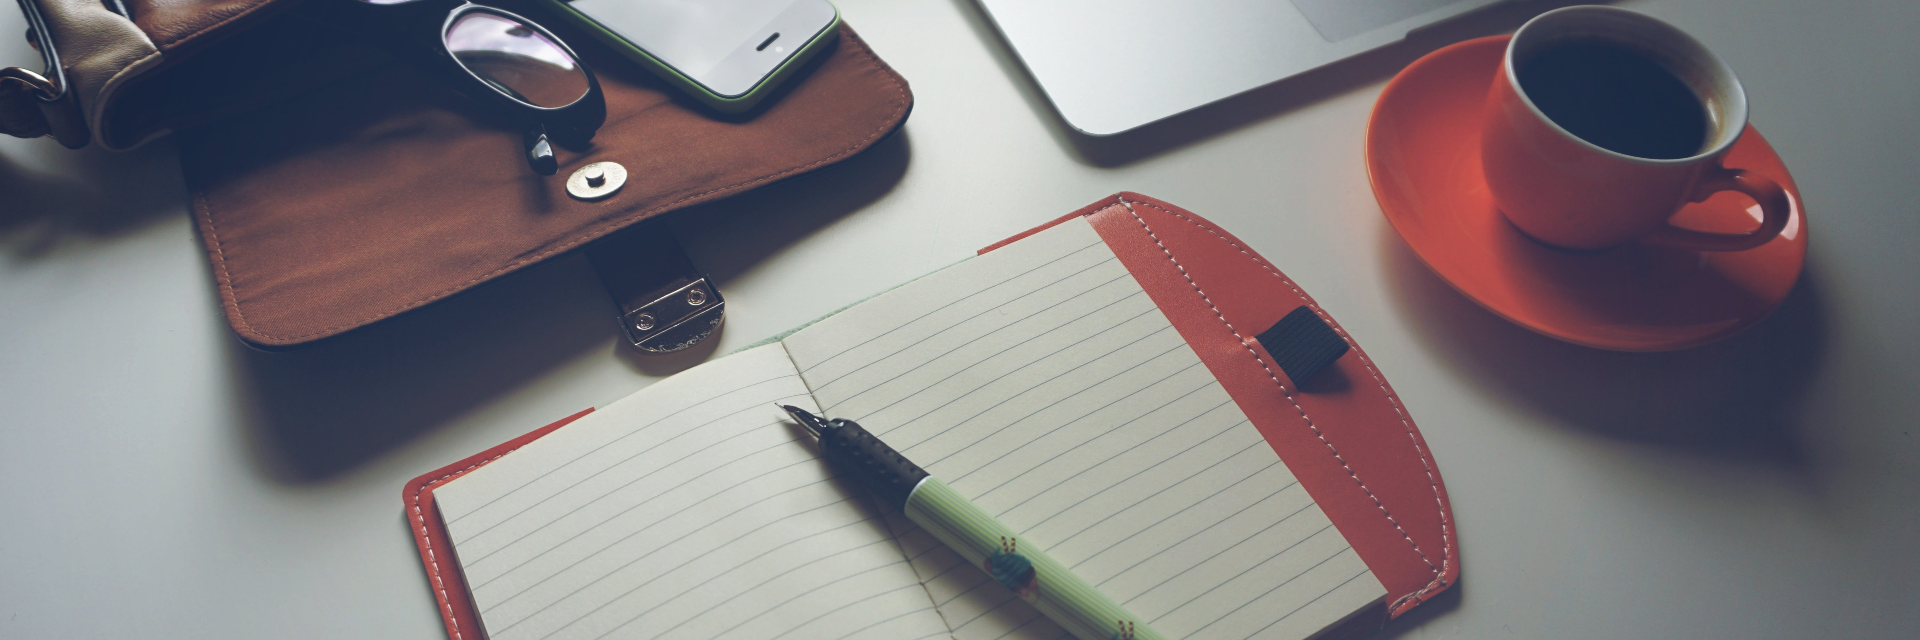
[365,0,607,175]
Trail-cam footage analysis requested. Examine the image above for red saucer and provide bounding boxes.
[1365,36,1807,352]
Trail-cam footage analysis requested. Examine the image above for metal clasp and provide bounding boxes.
[583,219,725,354]
[9,0,70,103]
[620,278,725,353]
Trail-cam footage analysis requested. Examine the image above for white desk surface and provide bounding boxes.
[4,0,1916,637]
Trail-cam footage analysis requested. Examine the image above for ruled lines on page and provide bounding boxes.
[432,345,951,640]
[781,219,1386,640]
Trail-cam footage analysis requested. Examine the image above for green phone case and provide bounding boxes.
[544,1,842,114]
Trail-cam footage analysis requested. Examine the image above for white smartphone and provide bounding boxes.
[551,0,841,113]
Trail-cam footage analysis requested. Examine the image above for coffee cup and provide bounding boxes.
[1480,6,1789,251]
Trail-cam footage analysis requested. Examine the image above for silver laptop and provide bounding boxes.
[974,0,1505,135]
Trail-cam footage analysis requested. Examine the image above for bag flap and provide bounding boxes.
[127,0,284,55]
[181,20,911,348]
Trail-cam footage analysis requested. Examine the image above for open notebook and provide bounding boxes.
[409,194,1458,640]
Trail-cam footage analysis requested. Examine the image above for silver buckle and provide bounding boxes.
[583,220,725,354]
[621,278,725,353]
[9,0,69,103]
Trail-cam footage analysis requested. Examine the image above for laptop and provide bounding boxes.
[973,0,1506,135]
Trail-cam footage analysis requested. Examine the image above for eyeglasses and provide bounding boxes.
[352,0,606,175]
[8,0,602,173]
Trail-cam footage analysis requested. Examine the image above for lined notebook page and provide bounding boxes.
[781,218,1386,640]
[433,345,950,640]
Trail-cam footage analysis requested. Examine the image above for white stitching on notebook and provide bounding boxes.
[412,450,517,640]
[1131,204,1454,613]
[1114,198,1450,613]
[1124,199,1453,612]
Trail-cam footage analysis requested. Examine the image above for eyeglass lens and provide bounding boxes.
[444,12,590,109]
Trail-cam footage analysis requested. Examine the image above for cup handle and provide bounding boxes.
[1644,164,1792,252]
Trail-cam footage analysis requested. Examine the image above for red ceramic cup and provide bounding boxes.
[1480,6,1790,251]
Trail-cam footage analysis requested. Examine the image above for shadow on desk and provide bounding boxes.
[952,0,1609,167]
[228,130,912,483]
[0,137,185,259]
[227,253,611,483]
[1380,227,1829,470]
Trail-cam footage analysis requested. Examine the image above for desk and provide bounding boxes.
[2,0,1916,637]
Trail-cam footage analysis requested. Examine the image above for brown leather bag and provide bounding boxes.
[4,0,912,349]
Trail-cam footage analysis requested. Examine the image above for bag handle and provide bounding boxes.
[3,0,88,146]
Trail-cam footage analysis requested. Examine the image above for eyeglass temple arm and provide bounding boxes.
[524,123,557,175]
[472,75,558,175]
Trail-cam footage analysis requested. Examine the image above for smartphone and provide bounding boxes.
[549,0,841,114]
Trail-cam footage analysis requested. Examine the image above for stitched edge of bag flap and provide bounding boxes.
[185,24,912,348]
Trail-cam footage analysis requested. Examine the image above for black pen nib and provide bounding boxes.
[779,404,829,438]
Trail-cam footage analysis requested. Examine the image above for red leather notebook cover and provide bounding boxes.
[405,409,595,640]
[406,193,1458,640]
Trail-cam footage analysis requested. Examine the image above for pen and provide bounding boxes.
[780,405,1165,640]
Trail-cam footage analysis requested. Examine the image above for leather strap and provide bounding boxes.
[0,81,87,146]
[986,193,1460,621]
[3,0,158,149]
[4,0,91,147]
[582,220,725,354]
[0,77,53,139]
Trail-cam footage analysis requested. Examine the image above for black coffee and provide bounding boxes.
[1517,39,1712,160]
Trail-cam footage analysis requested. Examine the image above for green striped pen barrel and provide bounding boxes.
[786,405,1164,640]
[905,478,1163,640]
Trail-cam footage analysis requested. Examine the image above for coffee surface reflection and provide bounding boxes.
[1517,39,1711,160]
